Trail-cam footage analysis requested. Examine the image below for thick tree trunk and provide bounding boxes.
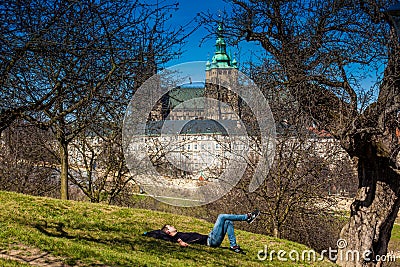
[337,145,400,267]
[59,138,69,200]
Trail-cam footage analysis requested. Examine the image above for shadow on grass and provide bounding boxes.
[34,221,136,250]
[33,220,247,266]
[34,222,72,239]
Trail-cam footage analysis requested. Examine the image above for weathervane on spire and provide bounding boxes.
[217,9,223,19]
[216,15,224,39]
[217,9,224,31]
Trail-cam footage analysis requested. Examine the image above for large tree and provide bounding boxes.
[0,0,192,200]
[207,0,400,266]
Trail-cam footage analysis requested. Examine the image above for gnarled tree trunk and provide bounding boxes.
[337,142,400,267]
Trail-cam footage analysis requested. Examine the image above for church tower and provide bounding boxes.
[205,23,238,86]
[205,22,240,121]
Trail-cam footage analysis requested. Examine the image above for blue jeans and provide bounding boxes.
[207,214,247,247]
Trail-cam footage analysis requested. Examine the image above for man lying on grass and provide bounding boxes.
[144,210,260,254]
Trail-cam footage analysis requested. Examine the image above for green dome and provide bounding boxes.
[213,53,229,62]
[206,22,238,70]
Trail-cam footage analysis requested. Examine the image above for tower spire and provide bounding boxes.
[206,22,237,70]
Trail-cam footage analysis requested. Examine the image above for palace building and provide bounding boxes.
[144,23,245,183]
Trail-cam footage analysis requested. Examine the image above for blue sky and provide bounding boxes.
[163,0,263,68]
[162,0,379,93]
[166,0,229,65]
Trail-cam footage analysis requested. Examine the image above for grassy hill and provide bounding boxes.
[0,191,337,266]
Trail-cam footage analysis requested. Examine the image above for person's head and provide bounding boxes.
[161,224,177,236]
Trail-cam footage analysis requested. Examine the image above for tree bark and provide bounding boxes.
[273,226,281,239]
[337,143,400,267]
[59,137,69,200]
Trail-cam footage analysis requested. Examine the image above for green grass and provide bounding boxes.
[389,224,400,255]
[0,258,31,267]
[392,224,400,241]
[0,191,337,266]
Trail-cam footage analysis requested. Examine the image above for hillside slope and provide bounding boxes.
[0,191,337,266]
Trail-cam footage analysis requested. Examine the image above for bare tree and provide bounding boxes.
[203,1,400,266]
[68,126,129,203]
[1,0,194,200]
[65,1,195,203]
[1,0,123,199]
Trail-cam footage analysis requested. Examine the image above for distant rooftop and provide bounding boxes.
[180,119,228,135]
[145,119,240,136]
[176,81,205,89]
